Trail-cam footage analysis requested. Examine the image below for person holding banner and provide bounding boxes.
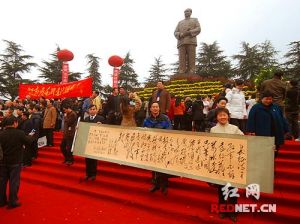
[143,102,172,195]
[247,90,289,157]
[81,105,105,182]
[210,107,243,222]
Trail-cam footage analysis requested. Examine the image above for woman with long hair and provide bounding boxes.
[120,92,142,127]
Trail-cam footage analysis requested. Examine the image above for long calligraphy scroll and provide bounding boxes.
[19,78,92,99]
[73,123,274,193]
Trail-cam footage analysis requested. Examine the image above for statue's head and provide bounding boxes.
[184,8,192,18]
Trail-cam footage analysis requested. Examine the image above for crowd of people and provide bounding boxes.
[0,71,299,222]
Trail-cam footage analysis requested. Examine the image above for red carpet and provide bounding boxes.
[0,132,300,224]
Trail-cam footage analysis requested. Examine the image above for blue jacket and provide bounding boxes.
[247,103,289,146]
[143,114,172,130]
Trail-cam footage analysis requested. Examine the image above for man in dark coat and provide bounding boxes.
[192,96,205,132]
[0,116,32,208]
[81,104,105,181]
[105,87,121,125]
[260,71,287,111]
[60,103,77,165]
[19,111,34,167]
[151,81,171,115]
[30,105,42,159]
[285,80,300,139]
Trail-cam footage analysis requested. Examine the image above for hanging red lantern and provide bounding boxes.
[57,49,74,62]
[108,55,124,67]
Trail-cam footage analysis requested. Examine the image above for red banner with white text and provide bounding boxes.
[112,67,119,88]
[19,78,93,99]
[62,63,69,83]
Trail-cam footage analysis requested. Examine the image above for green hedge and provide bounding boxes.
[137,79,255,99]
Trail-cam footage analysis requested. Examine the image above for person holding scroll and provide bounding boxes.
[247,90,289,157]
[143,102,172,195]
[80,104,105,182]
[210,107,243,222]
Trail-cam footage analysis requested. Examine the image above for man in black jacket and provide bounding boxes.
[285,80,300,139]
[81,104,105,181]
[105,88,121,125]
[20,111,34,167]
[0,116,32,209]
[61,103,77,166]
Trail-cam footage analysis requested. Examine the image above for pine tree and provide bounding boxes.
[170,54,179,76]
[259,40,278,68]
[232,42,262,80]
[0,40,37,99]
[146,56,169,84]
[118,52,139,90]
[39,47,81,83]
[196,41,232,78]
[283,41,300,79]
[102,84,113,98]
[86,54,102,91]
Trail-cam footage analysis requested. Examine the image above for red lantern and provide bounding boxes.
[108,55,124,67]
[57,49,74,61]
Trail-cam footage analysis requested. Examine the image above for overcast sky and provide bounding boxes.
[0,0,299,85]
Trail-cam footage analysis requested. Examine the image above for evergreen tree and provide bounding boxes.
[68,71,82,82]
[146,56,169,84]
[196,41,232,78]
[39,47,81,83]
[283,41,300,79]
[232,42,262,80]
[102,84,113,98]
[86,54,102,90]
[259,40,278,68]
[0,40,37,99]
[233,41,280,81]
[118,52,139,90]
[170,54,179,76]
